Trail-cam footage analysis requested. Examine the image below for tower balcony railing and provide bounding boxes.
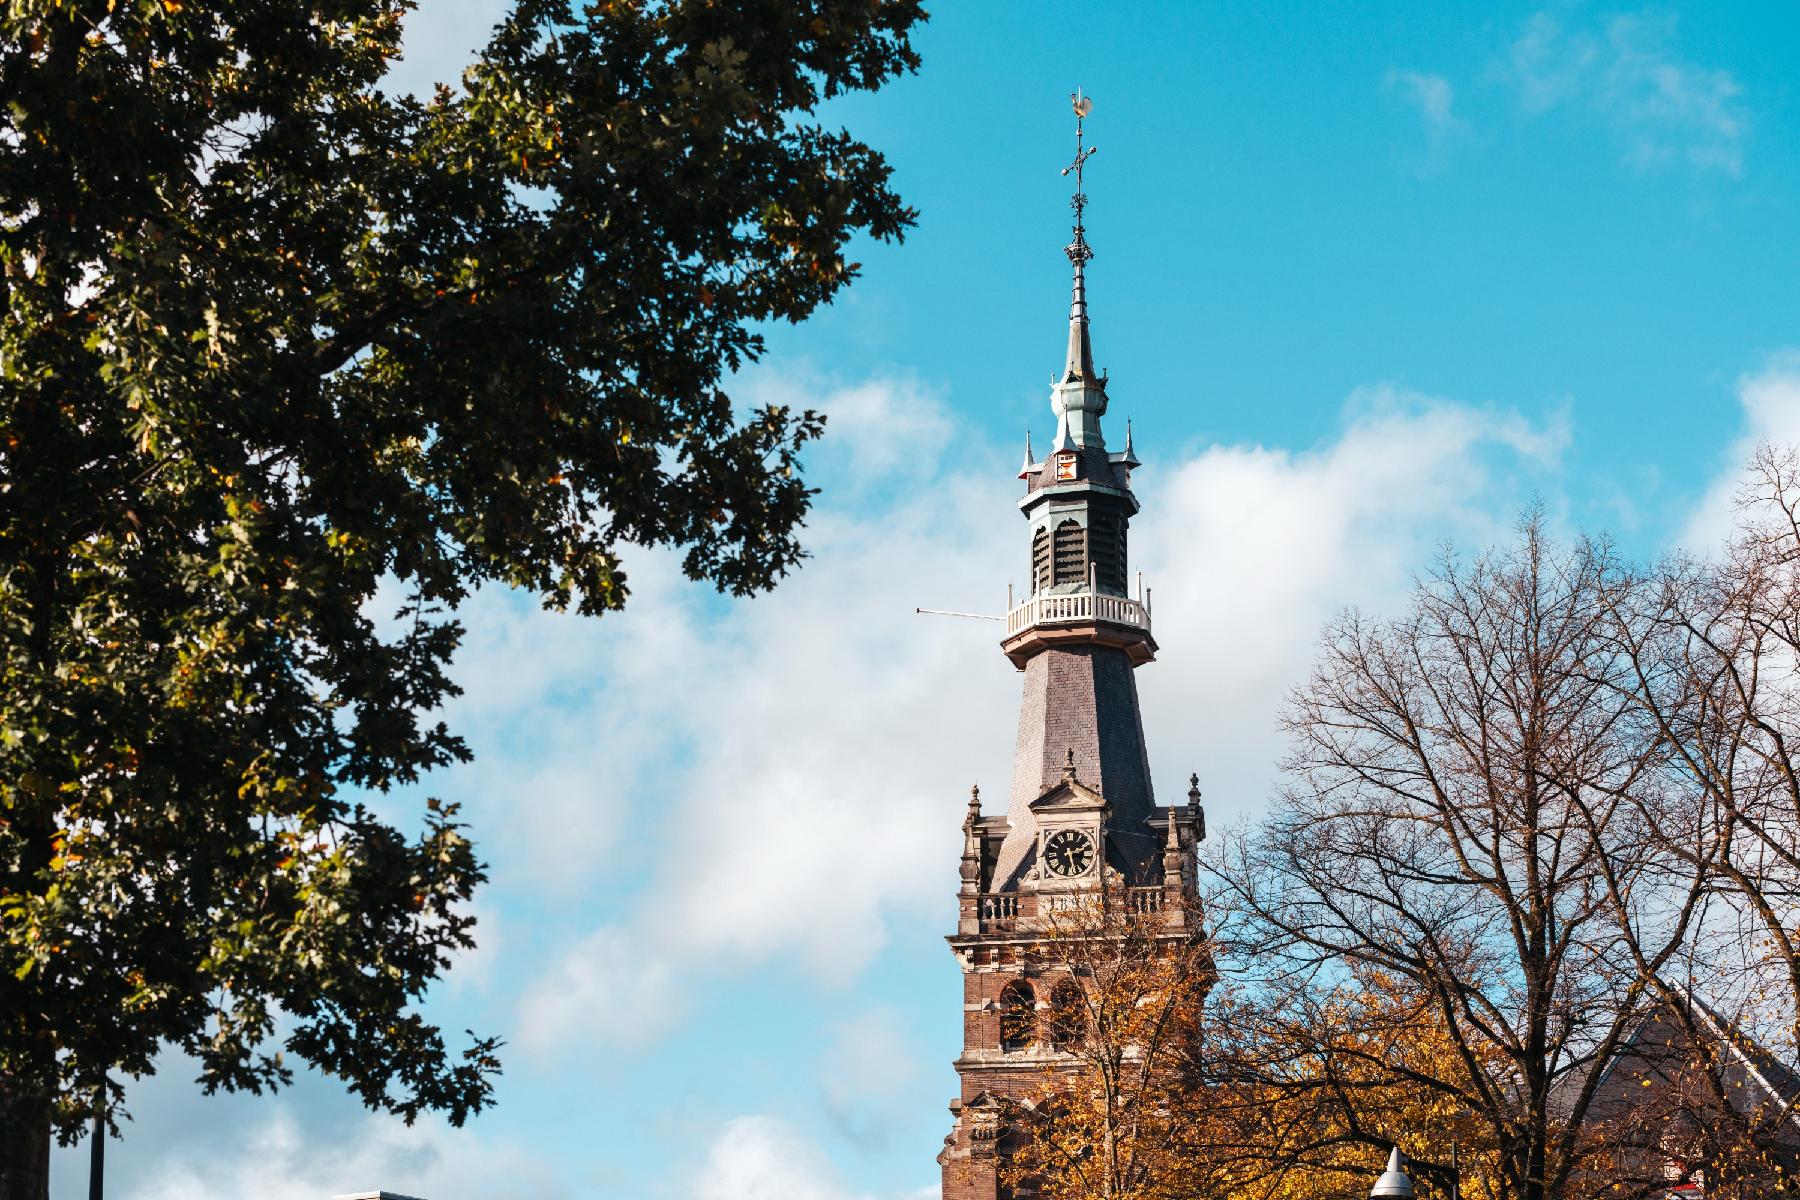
[979,893,1020,931]
[974,888,1168,933]
[1125,886,1165,915]
[1005,588,1151,638]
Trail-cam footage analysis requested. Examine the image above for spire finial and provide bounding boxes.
[1063,746,1078,780]
[960,785,983,890]
[1060,90,1099,384]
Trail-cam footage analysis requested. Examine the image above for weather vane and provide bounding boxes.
[1061,89,1097,267]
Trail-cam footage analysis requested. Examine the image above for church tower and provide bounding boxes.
[938,94,1205,1200]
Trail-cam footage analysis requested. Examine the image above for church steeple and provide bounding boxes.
[991,90,1159,891]
[939,93,1205,1200]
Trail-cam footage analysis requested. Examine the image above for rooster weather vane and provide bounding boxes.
[1061,89,1097,269]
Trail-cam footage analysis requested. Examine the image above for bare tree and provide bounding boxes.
[1601,445,1800,1188]
[1205,519,1712,1200]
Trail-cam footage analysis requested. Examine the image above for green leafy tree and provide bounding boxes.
[0,0,921,1193]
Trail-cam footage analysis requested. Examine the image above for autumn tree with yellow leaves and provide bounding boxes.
[1190,966,1503,1200]
[1000,909,1508,1200]
[1000,896,1213,1200]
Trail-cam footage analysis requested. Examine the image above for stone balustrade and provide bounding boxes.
[1004,589,1150,638]
[976,886,1170,932]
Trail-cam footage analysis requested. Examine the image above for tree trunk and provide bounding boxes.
[89,1090,104,1200]
[0,1081,50,1200]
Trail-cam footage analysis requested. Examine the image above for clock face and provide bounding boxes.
[1043,828,1096,878]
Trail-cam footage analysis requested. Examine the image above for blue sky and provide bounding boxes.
[52,3,1800,1199]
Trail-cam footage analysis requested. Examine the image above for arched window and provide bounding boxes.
[1051,520,1086,588]
[1031,526,1051,595]
[999,979,1036,1051]
[1048,980,1085,1051]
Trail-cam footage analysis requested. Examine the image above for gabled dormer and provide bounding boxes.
[1027,750,1111,887]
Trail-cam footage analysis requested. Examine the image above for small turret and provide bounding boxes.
[1110,420,1140,471]
[959,785,983,894]
[1159,802,1186,918]
[1187,773,1205,843]
[1017,431,1038,479]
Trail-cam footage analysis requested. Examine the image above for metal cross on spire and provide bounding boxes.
[1057,89,1100,384]
[1061,88,1098,268]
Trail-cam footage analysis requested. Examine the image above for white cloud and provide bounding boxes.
[1604,13,1747,174]
[493,431,977,1087]
[499,761,627,892]
[1679,351,1800,552]
[1499,10,1748,174]
[515,924,683,1054]
[382,0,511,98]
[118,1106,561,1200]
[1506,12,1598,115]
[408,550,710,900]
[1386,69,1469,165]
[1132,386,1564,814]
[444,897,504,994]
[771,372,956,484]
[820,1008,922,1150]
[692,1116,875,1200]
[498,371,1017,1052]
[506,370,1565,1055]
[1390,71,1460,133]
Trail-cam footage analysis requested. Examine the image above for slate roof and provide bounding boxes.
[990,642,1159,890]
[1554,984,1800,1140]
